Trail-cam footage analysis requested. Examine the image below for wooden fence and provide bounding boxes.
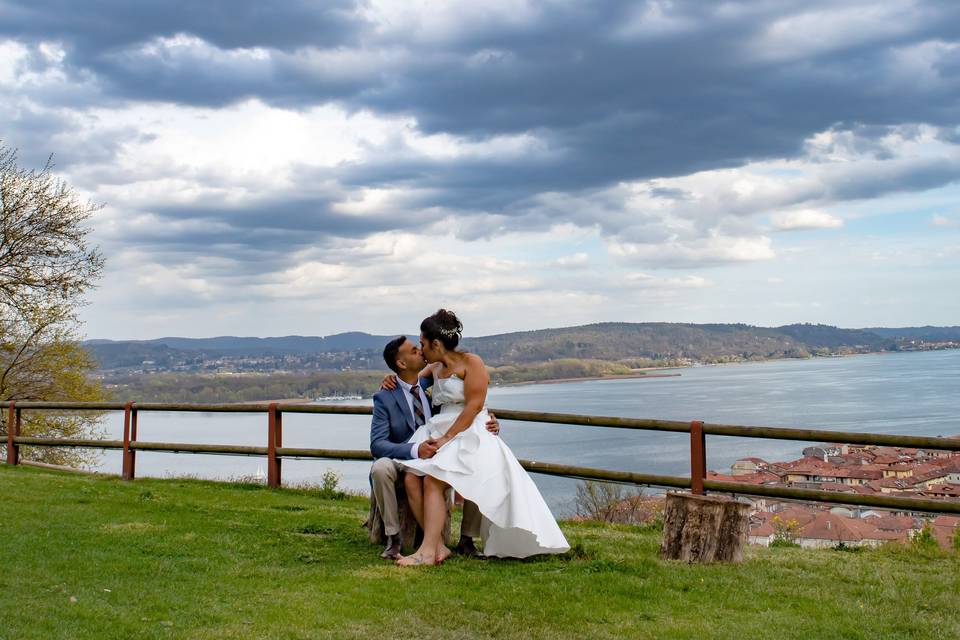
[4,401,960,515]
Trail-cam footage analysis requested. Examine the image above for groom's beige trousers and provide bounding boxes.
[371,458,482,538]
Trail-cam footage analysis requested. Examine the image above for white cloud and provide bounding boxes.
[770,209,843,231]
[615,1,697,39]
[131,261,220,299]
[624,273,711,289]
[610,235,775,267]
[747,2,927,62]
[553,252,589,269]
[362,0,540,43]
[0,39,70,88]
[932,214,958,227]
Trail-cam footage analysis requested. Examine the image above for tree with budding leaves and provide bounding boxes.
[1,142,108,467]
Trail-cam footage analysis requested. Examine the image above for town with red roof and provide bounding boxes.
[710,438,960,549]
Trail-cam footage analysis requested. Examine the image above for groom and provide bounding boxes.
[370,335,499,560]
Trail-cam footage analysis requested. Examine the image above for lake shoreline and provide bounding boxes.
[498,371,683,387]
[91,348,960,513]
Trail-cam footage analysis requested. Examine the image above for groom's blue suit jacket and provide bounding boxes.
[370,377,432,460]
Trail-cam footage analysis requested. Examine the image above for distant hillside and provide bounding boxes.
[863,326,960,342]
[461,322,897,365]
[83,322,930,372]
[86,332,411,370]
[88,332,401,355]
[773,324,891,351]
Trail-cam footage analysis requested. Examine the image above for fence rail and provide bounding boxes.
[4,400,960,515]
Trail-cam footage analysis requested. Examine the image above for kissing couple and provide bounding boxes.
[369,309,570,565]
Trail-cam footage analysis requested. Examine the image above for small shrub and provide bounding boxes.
[911,520,939,552]
[316,468,345,500]
[952,526,960,554]
[573,481,663,526]
[772,515,801,547]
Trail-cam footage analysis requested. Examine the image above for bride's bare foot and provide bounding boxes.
[396,553,436,567]
[436,545,453,564]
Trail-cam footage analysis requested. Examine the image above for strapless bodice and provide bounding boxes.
[432,375,465,408]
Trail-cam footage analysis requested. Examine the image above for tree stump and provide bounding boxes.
[659,492,749,563]
[365,483,451,551]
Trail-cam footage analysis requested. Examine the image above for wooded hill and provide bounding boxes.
[83,322,960,373]
[463,322,892,365]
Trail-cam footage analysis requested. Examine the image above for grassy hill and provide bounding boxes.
[2,465,958,639]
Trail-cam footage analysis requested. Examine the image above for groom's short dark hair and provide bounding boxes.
[383,336,407,374]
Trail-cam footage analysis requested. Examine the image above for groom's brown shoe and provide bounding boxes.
[380,534,402,560]
[454,535,480,558]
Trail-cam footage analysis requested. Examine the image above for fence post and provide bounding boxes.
[121,402,138,481]
[130,405,138,479]
[267,403,282,488]
[6,403,19,466]
[690,420,706,495]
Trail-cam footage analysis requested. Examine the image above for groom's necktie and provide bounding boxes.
[409,385,426,426]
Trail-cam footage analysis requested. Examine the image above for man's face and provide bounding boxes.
[397,338,427,372]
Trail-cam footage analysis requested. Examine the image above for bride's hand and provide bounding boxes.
[380,374,398,390]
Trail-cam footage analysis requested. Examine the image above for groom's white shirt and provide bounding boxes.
[397,377,432,459]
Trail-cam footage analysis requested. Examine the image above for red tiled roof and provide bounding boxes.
[864,515,916,532]
[909,467,953,485]
[848,484,879,495]
[920,483,960,498]
[816,482,857,493]
[799,512,905,543]
[869,477,914,490]
[932,515,960,549]
[709,470,780,483]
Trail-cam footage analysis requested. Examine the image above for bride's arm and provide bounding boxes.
[378,362,438,391]
[434,355,489,447]
[419,362,440,379]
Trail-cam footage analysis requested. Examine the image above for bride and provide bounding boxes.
[396,309,569,566]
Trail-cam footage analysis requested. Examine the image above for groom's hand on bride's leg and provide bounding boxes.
[485,412,500,435]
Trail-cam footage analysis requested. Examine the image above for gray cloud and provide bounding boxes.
[5,0,960,285]
[0,0,363,53]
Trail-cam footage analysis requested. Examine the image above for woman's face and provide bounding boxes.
[419,332,442,363]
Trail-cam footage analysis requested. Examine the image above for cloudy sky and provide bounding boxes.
[3,0,959,339]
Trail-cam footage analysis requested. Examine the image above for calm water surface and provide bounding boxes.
[94,349,960,514]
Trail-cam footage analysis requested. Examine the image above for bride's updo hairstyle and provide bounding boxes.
[420,309,463,350]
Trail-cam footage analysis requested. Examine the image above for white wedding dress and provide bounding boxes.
[399,375,570,558]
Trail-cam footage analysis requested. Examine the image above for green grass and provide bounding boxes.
[1,465,958,640]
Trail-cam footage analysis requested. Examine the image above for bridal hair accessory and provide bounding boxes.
[439,326,461,339]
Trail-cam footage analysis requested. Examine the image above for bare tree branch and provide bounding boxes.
[0,142,108,466]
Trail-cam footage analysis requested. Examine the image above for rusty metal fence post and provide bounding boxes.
[121,402,138,480]
[267,403,282,488]
[690,420,706,495]
[6,402,20,466]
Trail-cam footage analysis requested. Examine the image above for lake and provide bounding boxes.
[92,349,960,514]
